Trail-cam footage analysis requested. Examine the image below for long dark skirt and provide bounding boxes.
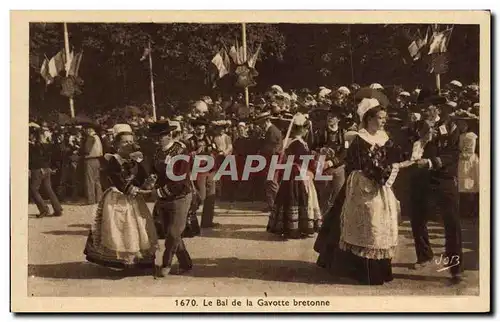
[334,249,393,285]
[316,165,346,217]
[267,178,314,239]
[314,183,394,285]
[314,183,347,263]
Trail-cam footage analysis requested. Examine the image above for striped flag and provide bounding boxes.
[211,49,230,78]
[48,50,66,78]
[40,57,53,85]
[229,44,246,65]
[140,47,151,61]
[247,44,262,68]
[408,27,430,61]
[68,51,83,77]
[428,28,452,54]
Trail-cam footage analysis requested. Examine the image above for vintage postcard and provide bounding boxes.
[11,10,490,312]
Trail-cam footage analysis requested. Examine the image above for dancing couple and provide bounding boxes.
[84,122,195,277]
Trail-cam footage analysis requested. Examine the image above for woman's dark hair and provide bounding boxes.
[114,131,134,146]
[361,105,386,128]
[290,124,308,137]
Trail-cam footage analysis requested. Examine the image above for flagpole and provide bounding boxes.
[348,24,354,84]
[242,23,249,108]
[436,73,441,95]
[63,22,75,118]
[147,39,157,122]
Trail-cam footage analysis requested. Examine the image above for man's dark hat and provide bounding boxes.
[328,106,342,118]
[191,118,210,127]
[82,122,101,131]
[253,111,272,123]
[416,88,447,105]
[149,121,176,136]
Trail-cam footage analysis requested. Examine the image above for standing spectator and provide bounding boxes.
[254,112,283,212]
[188,118,219,229]
[81,124,104,204]
[29,127,63,218]
[212,122,233,200]
[232,122,252,201]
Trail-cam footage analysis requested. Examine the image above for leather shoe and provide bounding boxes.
[155,266,171,278]
[171,266,193,275]
[412,259,433,270]
[36,211,49,218]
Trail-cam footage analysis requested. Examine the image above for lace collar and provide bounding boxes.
[286,137,308,149]
[357,128,389,147]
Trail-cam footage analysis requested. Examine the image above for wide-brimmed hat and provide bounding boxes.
[270,85,284,93]
[369,83,384,90]
[190,118,210,127]
[169,120,182,132]
[211,120,232,127]
[337,86,351,95]
[253,111,272,123]
[112,124,133,138]
[449,80,463,88]
[318,87,332,98]
[416,88,447,105]
[149,121,177,136]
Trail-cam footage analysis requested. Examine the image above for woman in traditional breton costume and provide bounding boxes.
[84,124,159,270]
[314,98,412,285]
[456,116,479,217]
[267,113,321,239]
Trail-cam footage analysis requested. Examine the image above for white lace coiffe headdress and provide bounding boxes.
[112,124,133,138]
[357,98,380,122]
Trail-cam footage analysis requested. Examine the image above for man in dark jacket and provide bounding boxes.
[312,109,347,217]
[29,128,63,218]
[151,122,193,277]
[412,96,463,283]
[254,112,283,211]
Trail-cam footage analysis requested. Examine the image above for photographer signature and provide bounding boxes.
[435,254,460,272]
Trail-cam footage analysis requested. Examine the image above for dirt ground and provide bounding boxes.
[27,201,479,297]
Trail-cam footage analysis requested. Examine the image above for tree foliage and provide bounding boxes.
[29,22,479,118]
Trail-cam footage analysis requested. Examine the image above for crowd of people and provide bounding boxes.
[28,78,480,284]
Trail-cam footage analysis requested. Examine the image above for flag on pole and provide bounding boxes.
[427,52,449,74]
[68,51,83,77]
[247,44,262,68]
[48,50,66,78]
[408,27,430,61]
[40,57,53,85]
[140,47,151,61]
[428,28,452,54]
[229,45,238,63]
[229,44,246,65]
[211,49,230,78]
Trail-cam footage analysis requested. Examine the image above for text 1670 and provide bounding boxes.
[175,299,197,307]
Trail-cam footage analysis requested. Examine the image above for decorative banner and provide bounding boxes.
[60,76,83,98]
[427,52,449,74]
[235,64,258,88]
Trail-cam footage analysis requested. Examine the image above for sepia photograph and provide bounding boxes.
[11,10,490,312]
